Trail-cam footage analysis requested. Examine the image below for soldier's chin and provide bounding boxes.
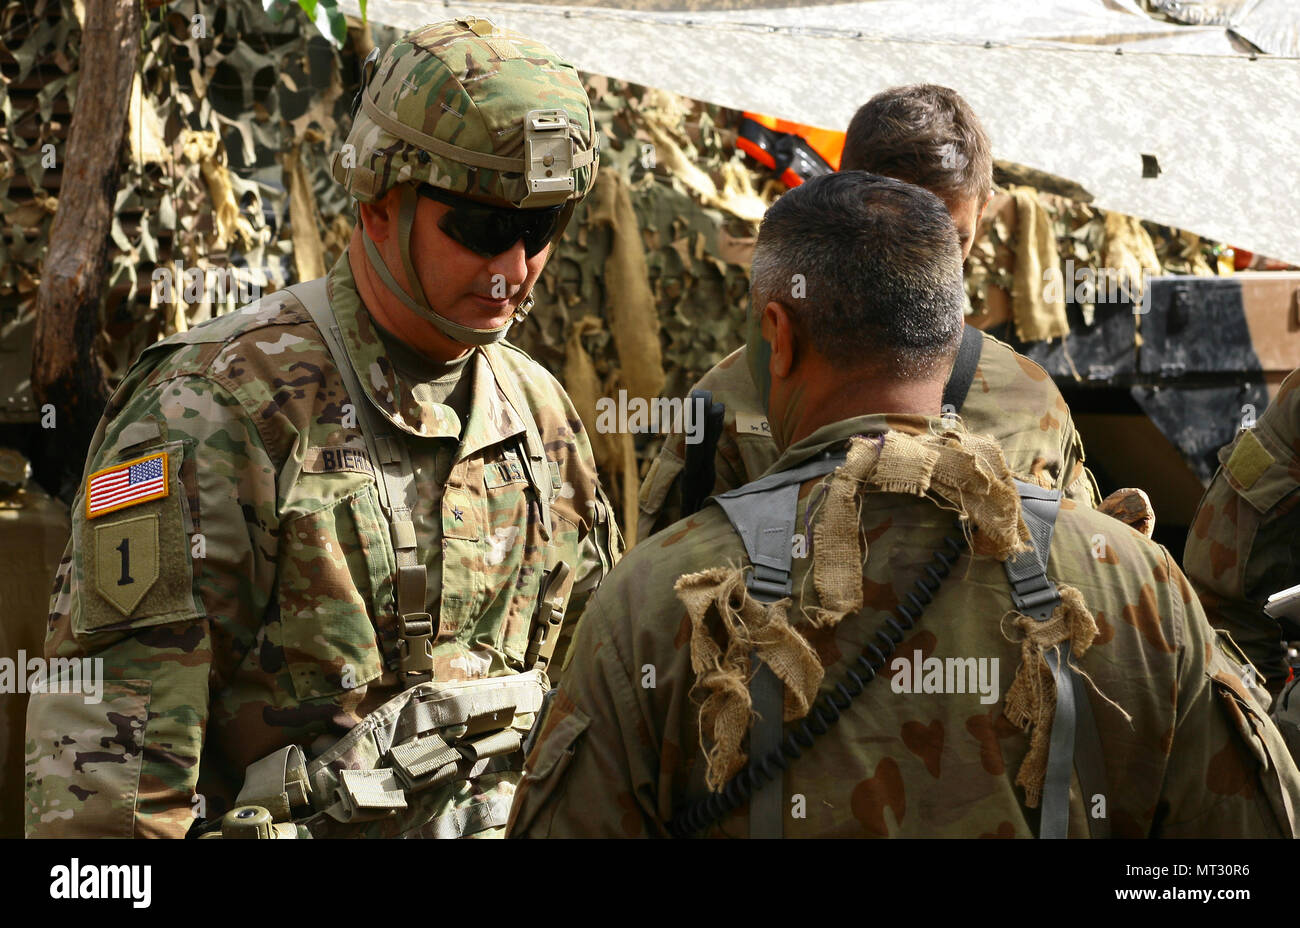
[463,294,516,328]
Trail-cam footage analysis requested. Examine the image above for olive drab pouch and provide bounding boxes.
[213,670,549,838]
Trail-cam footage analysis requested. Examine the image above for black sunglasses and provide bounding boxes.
[416,184,566,258]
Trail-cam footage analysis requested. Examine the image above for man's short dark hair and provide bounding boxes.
[842,84,993,206]
[749,171,965,379]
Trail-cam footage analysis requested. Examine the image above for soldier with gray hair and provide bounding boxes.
[25,18,618,839]
[509,171,1300,839]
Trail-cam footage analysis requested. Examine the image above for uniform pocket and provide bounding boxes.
[506,689,590,836]
[276,486,389,700]
[25,679,151,837]
[1206,631,1300,836]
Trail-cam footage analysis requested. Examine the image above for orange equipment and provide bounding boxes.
[737,113,846,187]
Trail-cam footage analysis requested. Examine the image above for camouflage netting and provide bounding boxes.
[1,0,377,423]
[0,0,1237,523]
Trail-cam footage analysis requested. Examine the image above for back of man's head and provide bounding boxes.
[750,171,965,380]
[842,84,992,208]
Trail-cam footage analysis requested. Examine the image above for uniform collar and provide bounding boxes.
[324,250,526,457]
[763,413,947,477]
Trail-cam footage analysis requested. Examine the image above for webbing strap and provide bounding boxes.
[525,561,572,673]
[1070,663,1111,839]
[360,89,596,175]
[748,657,784,838]
[404,792,515,839]
[941,324,984,414]
[1005,480,1063,622]
[1006,478,1108,839]
[291,280,434,684]
[681,389,725,517]
[359,188,515,345]
[712,451,847,840]
[713,452,848,602]
[1041,644,1074,840]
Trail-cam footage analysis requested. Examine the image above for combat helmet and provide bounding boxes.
[331,17,599,344]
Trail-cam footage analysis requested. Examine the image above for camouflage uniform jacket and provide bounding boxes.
[636,333,1100,541]
[25,252,618,837]
[1185,367,1300,692]
[511,414,1299,838]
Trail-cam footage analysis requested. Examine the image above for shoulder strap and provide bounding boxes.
[288,279,435,686]
[681,389,726,517]
[1005,478,1109,839]
[942,324,984,413]
[711,451,847,839]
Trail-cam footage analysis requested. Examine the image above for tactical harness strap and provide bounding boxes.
[941,324,984,415]
[293,279,437,684]
[697,455,1106,839]
[1004,481,1110,839]
[681,389,726,517]
[478,345,573,676]
[713,451,850,839]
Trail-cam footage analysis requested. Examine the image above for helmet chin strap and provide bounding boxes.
[360,185,518,347]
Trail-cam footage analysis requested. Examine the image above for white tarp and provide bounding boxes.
[342,0,1300,264]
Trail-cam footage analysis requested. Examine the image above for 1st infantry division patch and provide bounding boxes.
[85,451,169,519]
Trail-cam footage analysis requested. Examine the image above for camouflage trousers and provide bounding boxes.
[202,671,548,838]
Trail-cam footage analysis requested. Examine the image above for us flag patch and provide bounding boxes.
[86,451,169,519]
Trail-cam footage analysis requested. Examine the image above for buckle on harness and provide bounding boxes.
[398,612,436,676]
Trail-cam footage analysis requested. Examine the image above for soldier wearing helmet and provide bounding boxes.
[24,19,619,838]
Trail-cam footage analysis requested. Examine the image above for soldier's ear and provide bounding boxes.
[358,188,400,244]
[764,301,796,379]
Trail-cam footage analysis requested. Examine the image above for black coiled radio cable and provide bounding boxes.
[668,522,969,838]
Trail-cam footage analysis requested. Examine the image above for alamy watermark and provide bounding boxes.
[595,390,706,445]
[1,652,103,704]
[49,859,150,908]
[151,262,266,306]
[890,649,999,704]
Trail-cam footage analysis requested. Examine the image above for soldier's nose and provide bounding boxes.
[485,239,529,284]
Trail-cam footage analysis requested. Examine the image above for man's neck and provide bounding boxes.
[777,374,945,450]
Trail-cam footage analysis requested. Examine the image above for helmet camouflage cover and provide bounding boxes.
[332,18,599,208]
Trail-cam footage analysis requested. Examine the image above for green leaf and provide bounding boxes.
[262,0,293,24]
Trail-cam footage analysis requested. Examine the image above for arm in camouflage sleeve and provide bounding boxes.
[1156,550,1300,836]
[507,596,660,837]
[25,372,277,837]
[1060,413,1101,507]
[1183,376,1300,692]
[548,485,621,681]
